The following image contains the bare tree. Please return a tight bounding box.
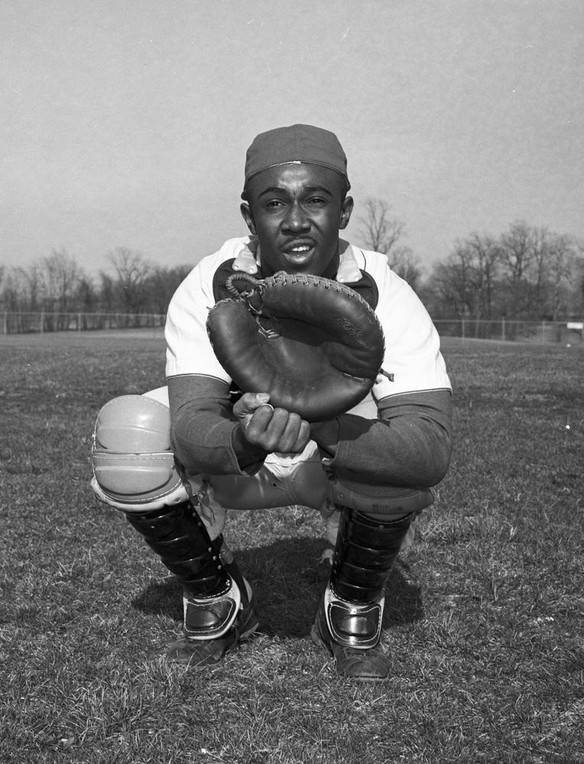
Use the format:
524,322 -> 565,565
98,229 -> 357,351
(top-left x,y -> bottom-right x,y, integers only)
445,233 -> 502,321
2,264 -> 43,312
498,221 -> 544,317
497,222 -> 582,319
42,248 -> 83,310
575,240 -> 584,317
0,264 -> 45,330
428,221 -> 584,322
541,232 -> 580,321
106,247 -> 152,313
357,198 -> 422,288
358,198 -> 405,254
145,264 -> 192,315
429,250 -> 476,320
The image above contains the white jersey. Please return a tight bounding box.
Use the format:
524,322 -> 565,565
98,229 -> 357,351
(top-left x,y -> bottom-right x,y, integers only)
165,236 -> 451,406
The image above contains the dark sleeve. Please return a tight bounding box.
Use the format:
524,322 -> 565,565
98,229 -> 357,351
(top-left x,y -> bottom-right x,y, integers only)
167,374 -> 268,476
310,389 -> 453,487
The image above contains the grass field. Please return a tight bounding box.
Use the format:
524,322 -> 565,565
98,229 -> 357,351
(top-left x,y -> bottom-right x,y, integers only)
1,331 -> 583,763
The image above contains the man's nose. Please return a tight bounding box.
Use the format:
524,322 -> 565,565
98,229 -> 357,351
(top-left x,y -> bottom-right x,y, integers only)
283,202 -> 310,231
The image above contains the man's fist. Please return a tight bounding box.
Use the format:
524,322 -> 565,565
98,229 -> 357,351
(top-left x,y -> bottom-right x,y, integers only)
233,392 -> 311,454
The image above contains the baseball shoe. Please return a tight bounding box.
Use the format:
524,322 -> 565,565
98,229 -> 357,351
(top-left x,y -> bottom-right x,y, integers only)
167,580 -> 259,666
311,595 -> 390,681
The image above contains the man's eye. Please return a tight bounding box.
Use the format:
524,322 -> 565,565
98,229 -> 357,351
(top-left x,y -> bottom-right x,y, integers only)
307,197 -> 326,206
266,200 -> 284,209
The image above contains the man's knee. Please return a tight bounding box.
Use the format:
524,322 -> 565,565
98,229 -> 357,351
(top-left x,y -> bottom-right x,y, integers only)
328,477 -> 434,520
321,478 -> 432,554
90,393 -> 189,513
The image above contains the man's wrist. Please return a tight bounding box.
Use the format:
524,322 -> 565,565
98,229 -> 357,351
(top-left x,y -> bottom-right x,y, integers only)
231,422 -> 267,471
310,419 -> 340,454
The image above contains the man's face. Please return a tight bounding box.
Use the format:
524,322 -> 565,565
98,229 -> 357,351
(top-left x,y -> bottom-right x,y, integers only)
240,163 -> 353,278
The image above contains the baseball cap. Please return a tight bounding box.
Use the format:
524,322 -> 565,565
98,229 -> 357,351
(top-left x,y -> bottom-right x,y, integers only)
243,124 -> 350,190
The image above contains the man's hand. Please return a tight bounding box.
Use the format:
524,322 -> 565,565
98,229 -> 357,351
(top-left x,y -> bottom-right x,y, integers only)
233,392 -> 311,454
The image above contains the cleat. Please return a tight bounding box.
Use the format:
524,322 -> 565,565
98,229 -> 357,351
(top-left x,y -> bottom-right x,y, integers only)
167,586 -> 259,666
312,507 -> 414,681
311,586 -> 390,681
126,501 -> 259,667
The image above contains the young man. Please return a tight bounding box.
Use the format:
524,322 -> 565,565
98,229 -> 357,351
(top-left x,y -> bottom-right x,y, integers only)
91,124 -> 452,681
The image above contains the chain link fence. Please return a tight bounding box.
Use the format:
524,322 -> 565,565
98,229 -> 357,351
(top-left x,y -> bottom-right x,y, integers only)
1,311 -> 166,334
434,318 -> 583,344
1,311 -> 583,345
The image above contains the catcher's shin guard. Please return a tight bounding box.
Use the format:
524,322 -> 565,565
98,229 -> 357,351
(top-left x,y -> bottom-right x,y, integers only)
126,501 -> 258,665
312,507 -> 413,681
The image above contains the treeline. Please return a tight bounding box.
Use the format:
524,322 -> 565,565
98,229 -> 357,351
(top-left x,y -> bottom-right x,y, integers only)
0,248 -> 191,323
356,201 -> 584,323
422,221 -> 584,322
1,217 -> 583,326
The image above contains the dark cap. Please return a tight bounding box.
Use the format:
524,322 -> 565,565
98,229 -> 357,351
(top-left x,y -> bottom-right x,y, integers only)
243,124 -> 350,189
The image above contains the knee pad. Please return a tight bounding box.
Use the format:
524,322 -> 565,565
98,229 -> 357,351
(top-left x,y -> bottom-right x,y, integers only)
328,477 -> 435,519
91,393 -> 188,512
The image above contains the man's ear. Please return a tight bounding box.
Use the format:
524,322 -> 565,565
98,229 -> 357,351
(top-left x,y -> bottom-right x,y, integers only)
339,195 -> 354,230
240,202 -> 256,235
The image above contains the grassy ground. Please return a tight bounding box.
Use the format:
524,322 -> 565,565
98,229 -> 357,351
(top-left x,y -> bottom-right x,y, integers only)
1,332 -> 583,763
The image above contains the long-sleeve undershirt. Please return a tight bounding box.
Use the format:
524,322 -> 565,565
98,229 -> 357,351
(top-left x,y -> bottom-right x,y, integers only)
168,374 -> 452,489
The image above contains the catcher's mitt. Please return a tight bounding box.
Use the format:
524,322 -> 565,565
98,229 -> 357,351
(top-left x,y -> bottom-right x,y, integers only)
206,271 -> 385,421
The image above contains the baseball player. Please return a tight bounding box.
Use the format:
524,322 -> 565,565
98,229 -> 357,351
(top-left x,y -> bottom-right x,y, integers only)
91,124 -> 452,681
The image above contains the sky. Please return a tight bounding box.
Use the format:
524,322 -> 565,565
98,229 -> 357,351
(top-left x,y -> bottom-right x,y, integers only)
2,0 -> 583,276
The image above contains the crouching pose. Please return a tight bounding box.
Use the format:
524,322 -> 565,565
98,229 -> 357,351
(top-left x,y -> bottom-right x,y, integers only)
91,124 -> 452,681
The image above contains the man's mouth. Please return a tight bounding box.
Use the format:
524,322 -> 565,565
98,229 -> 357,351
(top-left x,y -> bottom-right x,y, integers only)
283,240 -> 315,256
